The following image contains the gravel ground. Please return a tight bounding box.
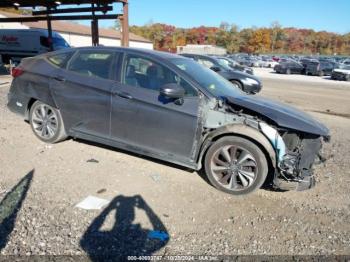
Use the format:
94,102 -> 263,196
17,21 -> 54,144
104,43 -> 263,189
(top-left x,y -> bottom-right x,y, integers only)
0,72 -> 349,259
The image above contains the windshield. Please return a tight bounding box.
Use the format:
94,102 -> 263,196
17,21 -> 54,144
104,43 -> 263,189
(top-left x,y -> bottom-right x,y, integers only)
170,58 -> 243,98
216,58 -> 233,70
339,64 -> 350,70
53,37 -> 70,49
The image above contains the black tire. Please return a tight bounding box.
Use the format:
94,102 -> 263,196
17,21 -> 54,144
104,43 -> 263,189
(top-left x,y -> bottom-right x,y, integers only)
204,136 -> 268,195
230,80 -> 243,91
29,101 -> 67,143
286,68 -> 291,75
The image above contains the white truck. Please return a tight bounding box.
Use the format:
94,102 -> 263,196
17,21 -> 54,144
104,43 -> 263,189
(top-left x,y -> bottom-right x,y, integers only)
0,29 -> 70,65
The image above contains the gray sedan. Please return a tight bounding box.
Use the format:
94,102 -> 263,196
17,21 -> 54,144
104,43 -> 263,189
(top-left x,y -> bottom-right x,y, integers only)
7,47 -> 329,195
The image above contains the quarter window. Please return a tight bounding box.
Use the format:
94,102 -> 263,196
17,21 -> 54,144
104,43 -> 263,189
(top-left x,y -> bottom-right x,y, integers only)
123,55 -> 197,96
47,52 -> 73,68
67,50 -> 115,80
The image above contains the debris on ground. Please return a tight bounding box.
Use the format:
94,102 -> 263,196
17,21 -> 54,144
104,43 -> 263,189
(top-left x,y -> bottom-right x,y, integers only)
75,196 -> 110,210
86,158 -> 99,163
147,231 -> 169,241
96,188 -> 107,194
150,173 -> 161,182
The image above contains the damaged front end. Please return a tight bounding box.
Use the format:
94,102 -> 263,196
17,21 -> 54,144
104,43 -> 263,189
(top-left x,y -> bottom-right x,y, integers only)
222,95 -> 330,192
259,122 -> 328,191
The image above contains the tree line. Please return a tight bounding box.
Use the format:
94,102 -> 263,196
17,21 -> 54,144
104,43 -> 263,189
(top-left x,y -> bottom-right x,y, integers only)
129,22 -> 350,55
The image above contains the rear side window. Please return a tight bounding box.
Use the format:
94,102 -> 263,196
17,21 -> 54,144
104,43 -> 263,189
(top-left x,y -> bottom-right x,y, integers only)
47,52 -> 73,68
67,50 -> 115,80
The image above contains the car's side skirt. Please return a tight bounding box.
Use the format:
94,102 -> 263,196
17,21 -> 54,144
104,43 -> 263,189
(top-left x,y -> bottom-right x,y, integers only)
71,130 -> 200,171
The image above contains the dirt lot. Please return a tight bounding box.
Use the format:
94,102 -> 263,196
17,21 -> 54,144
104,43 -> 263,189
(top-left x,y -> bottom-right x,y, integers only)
0,70 -> 350,259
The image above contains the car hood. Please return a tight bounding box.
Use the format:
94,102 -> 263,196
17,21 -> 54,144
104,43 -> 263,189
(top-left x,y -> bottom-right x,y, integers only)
333,69 -> 350,74
226,95 -> 329,136
223,69 -> 260,82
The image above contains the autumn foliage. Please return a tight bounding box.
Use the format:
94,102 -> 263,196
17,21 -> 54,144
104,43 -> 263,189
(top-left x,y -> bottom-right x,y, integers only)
130,22 -> 350,55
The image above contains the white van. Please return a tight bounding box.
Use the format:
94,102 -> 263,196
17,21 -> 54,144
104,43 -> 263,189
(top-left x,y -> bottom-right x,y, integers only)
0,29 -> 70,64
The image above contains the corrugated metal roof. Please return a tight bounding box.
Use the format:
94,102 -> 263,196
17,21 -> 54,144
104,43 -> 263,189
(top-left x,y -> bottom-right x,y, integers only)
0,1 -> 116,8
0,10 -> 151,43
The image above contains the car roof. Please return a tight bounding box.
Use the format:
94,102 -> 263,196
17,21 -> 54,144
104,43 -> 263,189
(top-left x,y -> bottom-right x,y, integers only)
180,53 -> 215,59
51,46 -> 183,60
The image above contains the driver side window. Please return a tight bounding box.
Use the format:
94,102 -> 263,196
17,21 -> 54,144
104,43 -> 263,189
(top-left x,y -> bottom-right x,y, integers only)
123,55 -> 197,97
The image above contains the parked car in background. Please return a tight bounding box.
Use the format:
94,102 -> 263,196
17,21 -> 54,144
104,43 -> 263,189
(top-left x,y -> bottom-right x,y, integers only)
212,56 -> 254,75
7,47 -> 330,195
237,56 -> 260,67
0,29 -> 70,64
342,59 -> 350,65
180,53 -> 262,93
274,61 -> 304,74
305,61 -> 338,76
299,58 -> 319,74
331,64 -> 350,81
260,56 -> 279,68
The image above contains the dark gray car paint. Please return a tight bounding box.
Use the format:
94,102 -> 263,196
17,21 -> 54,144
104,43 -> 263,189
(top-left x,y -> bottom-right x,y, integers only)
7,47 -> 329,172
226,95 -> 329,136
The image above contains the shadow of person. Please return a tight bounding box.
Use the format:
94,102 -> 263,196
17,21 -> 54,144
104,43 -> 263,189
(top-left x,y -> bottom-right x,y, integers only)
80,195 -> 169,261
0,170 -> 34,251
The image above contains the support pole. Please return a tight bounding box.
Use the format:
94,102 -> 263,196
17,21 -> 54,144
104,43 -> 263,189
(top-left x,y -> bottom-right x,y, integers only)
91,3 -> 99,46
46,8 -> 53,51
121,0 -> 129,47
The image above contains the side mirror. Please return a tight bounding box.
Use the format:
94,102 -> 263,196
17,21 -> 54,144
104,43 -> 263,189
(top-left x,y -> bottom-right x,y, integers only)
210,66 -> 221,72
160,83 -> 185,99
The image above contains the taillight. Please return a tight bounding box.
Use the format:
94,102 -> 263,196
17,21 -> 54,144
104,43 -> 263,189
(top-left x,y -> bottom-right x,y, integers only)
11,67 -> 24,78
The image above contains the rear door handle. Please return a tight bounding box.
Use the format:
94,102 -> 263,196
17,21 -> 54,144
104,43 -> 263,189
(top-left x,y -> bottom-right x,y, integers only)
116,92 -> 133,100
53,76 -> 66,82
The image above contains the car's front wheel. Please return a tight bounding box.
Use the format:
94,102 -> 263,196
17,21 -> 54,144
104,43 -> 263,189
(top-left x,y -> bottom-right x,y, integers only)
29,101 -> 67,143
204,136 -> 268,195
230,80 -> 243,91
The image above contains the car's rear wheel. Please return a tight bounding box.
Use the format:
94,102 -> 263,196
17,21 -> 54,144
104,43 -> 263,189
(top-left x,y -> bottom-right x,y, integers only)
230,80 -> 243,91
204,136 -> 268,195
29,101 -> 67,143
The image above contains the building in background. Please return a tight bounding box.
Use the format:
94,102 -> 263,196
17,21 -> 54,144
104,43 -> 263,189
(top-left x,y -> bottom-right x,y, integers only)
177,44 -> 226,55
0,10 -> 153,49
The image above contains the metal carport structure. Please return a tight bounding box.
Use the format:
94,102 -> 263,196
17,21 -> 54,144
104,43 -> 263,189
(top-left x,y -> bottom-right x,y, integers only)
0,0 -> 129,50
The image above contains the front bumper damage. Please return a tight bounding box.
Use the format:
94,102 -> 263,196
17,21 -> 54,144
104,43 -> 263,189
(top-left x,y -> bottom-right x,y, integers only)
259,122 -> 327,191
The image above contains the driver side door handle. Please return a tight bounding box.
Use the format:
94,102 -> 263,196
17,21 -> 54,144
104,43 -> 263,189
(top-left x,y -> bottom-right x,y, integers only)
115,92 -> 133,100
53,76 -> 66,82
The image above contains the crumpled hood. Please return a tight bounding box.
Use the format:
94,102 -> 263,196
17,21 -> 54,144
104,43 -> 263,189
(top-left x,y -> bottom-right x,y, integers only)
226,95 -> 330,137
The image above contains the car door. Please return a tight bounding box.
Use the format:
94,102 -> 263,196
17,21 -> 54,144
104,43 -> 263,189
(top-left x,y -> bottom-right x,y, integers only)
50,49 -> 119,138
110,53 -> 200,162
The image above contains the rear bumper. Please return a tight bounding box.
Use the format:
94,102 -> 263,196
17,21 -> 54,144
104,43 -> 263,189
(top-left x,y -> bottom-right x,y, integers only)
7,84 -> 29,117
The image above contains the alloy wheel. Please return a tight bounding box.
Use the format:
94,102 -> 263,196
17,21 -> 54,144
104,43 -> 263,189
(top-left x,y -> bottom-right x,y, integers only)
210,145 -> 258,191
31,104 -> 58,140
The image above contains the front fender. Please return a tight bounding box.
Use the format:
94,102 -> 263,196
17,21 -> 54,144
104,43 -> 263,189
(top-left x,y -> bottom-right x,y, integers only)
197,124 -> 277,169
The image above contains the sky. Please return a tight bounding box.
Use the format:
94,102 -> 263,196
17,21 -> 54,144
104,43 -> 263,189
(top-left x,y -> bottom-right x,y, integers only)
91,0 -> 350,34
